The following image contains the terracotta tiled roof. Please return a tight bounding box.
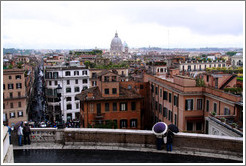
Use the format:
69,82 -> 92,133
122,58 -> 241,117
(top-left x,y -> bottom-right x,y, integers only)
75,86 -> 143,101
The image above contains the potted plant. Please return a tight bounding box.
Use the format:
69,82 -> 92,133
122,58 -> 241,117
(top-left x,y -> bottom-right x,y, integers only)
220,117 -> 226,122
231,123 -> 238,128
211,111 -> 216,116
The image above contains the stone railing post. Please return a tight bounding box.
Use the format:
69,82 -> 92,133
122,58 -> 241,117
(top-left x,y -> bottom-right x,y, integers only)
55,129 -> 65,144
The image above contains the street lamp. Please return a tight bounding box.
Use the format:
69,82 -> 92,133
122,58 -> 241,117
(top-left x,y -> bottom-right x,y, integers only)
56,84 -> 64,129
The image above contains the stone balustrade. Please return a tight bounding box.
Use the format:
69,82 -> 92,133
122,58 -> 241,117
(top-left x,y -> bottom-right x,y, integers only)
11,128 -> 243,160
3,126 -> 14,163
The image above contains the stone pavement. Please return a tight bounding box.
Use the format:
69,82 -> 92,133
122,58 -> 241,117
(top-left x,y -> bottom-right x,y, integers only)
13,143 -> 243,162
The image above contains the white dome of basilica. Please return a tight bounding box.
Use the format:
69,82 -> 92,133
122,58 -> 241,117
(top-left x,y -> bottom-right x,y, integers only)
110,32 -> 123,56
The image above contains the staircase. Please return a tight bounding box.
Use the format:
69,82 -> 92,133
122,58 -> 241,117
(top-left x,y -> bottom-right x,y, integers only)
220,75 -> 237,90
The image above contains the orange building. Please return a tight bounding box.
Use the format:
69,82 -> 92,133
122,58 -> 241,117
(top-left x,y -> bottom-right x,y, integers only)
76,70 -> 143,129
144,73 -> 242,133
3,69 -> 28,126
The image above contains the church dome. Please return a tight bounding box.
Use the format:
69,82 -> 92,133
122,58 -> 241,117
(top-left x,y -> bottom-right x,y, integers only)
110,32 -> 123,55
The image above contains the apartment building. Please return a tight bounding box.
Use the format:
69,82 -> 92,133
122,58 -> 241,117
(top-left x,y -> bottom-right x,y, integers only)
76,70 -> 143,129
179,60 -> 227,72
144,73 -> 241,133
89,68 -> 128,87
44,61 -> 89,122
3,69 -> 28,126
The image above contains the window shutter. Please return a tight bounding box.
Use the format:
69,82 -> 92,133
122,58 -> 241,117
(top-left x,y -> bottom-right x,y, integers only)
185,100 -> 188,110
177,96 -> 179,107
191,100 -> 193,110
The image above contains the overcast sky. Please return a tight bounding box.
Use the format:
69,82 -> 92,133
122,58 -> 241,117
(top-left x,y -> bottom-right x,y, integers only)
2,1 -> 245,49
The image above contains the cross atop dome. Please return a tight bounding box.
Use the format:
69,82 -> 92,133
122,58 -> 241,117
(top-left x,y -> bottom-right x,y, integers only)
115,30 -> 118,37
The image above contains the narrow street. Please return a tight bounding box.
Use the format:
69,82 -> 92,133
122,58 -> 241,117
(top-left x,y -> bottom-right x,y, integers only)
29,61 -> 46,125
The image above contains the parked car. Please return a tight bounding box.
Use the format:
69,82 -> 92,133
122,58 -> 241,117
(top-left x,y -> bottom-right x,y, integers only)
39,122 -> 46,128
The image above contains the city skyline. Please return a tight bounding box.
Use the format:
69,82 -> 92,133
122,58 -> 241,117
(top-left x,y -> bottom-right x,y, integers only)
2,1 -> 245,49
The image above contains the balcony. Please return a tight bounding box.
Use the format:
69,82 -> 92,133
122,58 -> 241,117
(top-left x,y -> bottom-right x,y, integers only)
93,113 -> 105,119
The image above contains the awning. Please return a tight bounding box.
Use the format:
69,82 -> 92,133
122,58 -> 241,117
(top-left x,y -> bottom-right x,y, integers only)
186,116 -> 204,121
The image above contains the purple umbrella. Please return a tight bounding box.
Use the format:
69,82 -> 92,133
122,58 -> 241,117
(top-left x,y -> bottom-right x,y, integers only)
152,122 -> 168,136
14,121 -> 23,130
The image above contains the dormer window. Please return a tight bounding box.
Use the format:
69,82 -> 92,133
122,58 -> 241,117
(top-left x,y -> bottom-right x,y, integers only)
104,76 -> 109,82
112,76 -> 117,82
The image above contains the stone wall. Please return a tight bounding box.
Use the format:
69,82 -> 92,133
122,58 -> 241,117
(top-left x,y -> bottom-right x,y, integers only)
3,127 -> 14,163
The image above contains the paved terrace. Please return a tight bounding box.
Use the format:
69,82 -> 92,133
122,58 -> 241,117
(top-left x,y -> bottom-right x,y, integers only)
11,128 -> 243,162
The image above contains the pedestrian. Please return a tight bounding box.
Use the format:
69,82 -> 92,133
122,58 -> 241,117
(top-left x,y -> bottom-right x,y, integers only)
17,122 -> 23,146
7,126 -> 12,144
166,129 -> 174,151
23,122 -> 31,145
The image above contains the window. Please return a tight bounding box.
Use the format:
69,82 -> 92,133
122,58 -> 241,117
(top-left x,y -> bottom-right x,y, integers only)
206,100 -> 209,112
67,80 -> 70,85
66,88 -> 71,93
112,76 -> 117,82
187,122 -> 193,131
83,86 -> 88,90
120,102 -> 127,111
66,97 -> 72,101
89,103 -> 94,112
67,104 -> 72,110
160,89 -> 162,97
75,79 -> 78,84
112,88 -> 117,94
3,113 -> 6,121
185,99 -> 193,111
18,111 -> 23,117
55,81 -> 58,85
8,84 -> 14,90
140,85 -> 144,89
168,110 -> 172,121
163,107 -> 167,118
9,92 -> 13,98
76,103 -> 79,109
174,114 -> 177,126
113,103 -> 117,111
9,76 -> 12,80
105,103 -> 110,112
48,98 -> 54,102
92,81 -> 97,86
18,102 -> 21,107
214,103 -> 217,113
83,79 -> 88,84
120,119 -> 127,128
104,76 -> 109,82
65,71 -> 70,76
3,84 -> 5,90
158,104 -> 162,114
163,91 -> 167,100
18,92 -> 21,97
10,103 -> 13,108
16,75 -> 21,79
3,103 -> 5,109
53,72 -> 58,79
104,89 -> 109,95
169,93 -> 172,103
130,119 -> 137,128
74,87 -> 80,92
74,71 -> 79,76
155,101 -> 158,110
10,112 -> 15,118
151,84 -> 154,93
97,103 -> 101,115
16,83 -> 22,89
174,96 -> 178,106
197,99 -> 203,110
224,107 -> 230,115
131,102 -> 136,111
196,122 -> 202,131
207,75 -> 209,82
155,87 -> 158,95
92,73 -> 97,78
82,70 -> 88,75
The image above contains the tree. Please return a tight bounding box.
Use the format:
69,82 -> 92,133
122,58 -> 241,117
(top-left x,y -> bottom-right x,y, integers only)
226,51 -> 237,56
84,61 -> 90,68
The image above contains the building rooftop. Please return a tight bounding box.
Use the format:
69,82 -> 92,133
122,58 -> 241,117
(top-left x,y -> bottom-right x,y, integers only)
76,86 -> 143,101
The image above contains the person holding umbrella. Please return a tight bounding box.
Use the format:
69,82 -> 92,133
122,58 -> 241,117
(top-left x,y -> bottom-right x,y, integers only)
17,121 -> 23,146
166,124 -> 179,151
